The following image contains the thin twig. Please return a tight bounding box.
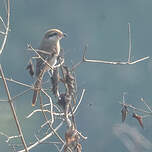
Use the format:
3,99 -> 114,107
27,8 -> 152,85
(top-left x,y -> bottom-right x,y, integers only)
0,0 -> 10,55
0,16 -> 7,29
41,89 -> 86,128
119,102 -> 152,115
0,131 -> 20,143
39,93 -> 65,144
83,56 -> 149,65
71,45 -> 88,71
0,31 -> 6,35
28,48 -> 65,69
0,76 -> 32,88
73,89 -> 85,114
28,44 -> 54,70
39,93 -> 73,152
17,121 -> 64,152
76,130 -> 87,140
11,88 -> 32,101
0,65 -> 28,152
128,22 -> 132,63
82,25 -> 149,65
59,143 -> 65,152
26,109 -> 52,119
41,89 -> 54,125
140,98 -> 152,113
54,143 -> 61,152
0,88 -> 32,102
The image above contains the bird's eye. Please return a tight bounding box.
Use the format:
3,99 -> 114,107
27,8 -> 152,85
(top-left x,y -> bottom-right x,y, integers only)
48,32 -> 58,38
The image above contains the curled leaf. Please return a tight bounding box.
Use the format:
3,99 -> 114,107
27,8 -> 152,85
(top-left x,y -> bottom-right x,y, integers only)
62,66 -> 76,99
121,105 -> 128,122
132,113 -> 144,129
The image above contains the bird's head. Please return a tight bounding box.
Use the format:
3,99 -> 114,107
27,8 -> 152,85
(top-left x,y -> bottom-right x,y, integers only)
44,29 -> 67,42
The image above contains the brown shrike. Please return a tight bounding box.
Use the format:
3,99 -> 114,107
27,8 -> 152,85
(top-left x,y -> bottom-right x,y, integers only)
32,29 -> 66,106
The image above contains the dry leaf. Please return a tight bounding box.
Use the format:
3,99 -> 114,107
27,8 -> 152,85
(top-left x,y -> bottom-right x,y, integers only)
132,113 -> 144,129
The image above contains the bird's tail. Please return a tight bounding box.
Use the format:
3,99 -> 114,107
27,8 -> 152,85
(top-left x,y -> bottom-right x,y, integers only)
32,78 -> 41,106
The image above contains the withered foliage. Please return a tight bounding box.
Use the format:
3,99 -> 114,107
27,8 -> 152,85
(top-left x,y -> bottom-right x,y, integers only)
51,67 -> 60,97
49,58 -> 83,151
121,105 -> 128,122
120,100 -> 145,129
58,93 -> 71,111
132,113 -> 144,129
62,66 -> 76,97
26,59 -> 34,77
64,126 -> 82,152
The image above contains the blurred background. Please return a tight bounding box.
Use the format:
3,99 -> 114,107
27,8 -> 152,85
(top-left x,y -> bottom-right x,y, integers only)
0,0 -> 152,151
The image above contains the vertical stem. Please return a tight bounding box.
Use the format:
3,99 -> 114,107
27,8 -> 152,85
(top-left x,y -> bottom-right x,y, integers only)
128,22 -> 132,63
0,65 -> 28,152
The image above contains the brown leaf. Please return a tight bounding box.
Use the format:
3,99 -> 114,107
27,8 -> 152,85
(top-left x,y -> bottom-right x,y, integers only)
121,105 -> 128,122
65,127 -> 78,145
62,66 -> 76,98
132,113 -> 144,129
51,68 -> 60,96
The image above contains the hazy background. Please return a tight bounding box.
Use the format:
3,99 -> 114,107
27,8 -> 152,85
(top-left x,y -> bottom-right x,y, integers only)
0,0 -> 152,151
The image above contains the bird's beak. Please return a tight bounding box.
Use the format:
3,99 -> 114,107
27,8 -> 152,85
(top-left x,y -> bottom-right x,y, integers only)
63,33 -> 68,38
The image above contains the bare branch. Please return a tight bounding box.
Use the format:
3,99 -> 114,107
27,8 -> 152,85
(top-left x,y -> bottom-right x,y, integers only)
119,102 -> 152,115
128,22 -> 132,63
81,24 -> 149,65
28,44 -> 54,70
39,93 -> 65,145
0,31 -> 6,35
73,89 -> 85,114
0,131 -> 20,143
0,65 -> 29,152
83,56 -> 149,65
0,76 -> 32,88
41,89 -> 54,125
140,98 -> 152,113
0,0 -> 10,55
17,121 -> 64,152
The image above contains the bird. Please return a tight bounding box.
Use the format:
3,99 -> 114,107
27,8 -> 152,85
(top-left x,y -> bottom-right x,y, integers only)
32,29 -> 67,106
